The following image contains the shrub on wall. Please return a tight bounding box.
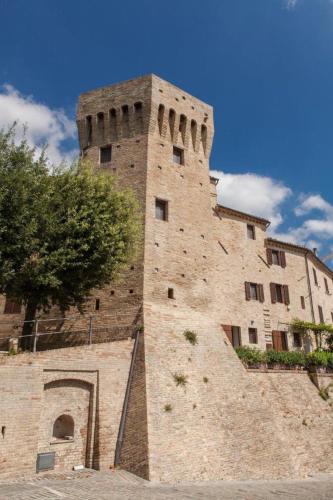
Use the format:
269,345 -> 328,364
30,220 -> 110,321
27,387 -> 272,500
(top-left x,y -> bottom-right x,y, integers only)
183,330 -> 198,345
266,350 -> 306,367
235,346 -> 266,366
235,346 -> 333,371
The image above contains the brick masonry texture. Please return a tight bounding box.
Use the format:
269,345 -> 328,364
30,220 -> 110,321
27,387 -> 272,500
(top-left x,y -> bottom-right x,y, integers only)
0,74 -> 333,482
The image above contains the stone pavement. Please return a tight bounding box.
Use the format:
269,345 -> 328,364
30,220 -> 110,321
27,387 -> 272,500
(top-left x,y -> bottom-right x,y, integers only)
0,470 -> 333,499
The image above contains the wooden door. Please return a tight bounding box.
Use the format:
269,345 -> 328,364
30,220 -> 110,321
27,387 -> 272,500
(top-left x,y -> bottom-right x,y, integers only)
272,331 -> 288,351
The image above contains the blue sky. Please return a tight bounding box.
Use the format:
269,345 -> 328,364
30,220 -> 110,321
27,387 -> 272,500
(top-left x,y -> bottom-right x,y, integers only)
0,0 -> 333,262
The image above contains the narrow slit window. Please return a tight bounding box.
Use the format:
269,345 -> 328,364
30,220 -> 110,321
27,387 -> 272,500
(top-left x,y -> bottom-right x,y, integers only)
168,288 -> 174,299
100,145 -> 112,164
95,298 -> 100,311
155,198 -> 168,221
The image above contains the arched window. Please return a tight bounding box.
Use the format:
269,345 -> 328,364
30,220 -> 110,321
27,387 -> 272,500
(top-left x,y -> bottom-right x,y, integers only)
52,414 -> 74,440
157,104 -> 165,135
134,101 -> 143,112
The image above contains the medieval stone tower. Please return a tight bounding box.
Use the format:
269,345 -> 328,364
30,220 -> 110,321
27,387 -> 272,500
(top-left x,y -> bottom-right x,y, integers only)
76,75 -> 333,482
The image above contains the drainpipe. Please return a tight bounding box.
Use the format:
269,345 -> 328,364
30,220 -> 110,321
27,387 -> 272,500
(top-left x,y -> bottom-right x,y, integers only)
305,250 -> 315,323
114,329 -> 140,467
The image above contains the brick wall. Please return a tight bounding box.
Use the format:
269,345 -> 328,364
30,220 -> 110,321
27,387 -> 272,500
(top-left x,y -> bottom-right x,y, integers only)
0,341 -> 133,478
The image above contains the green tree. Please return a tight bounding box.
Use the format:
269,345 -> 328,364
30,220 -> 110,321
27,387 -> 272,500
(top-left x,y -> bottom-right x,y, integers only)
0,129 -> 140,337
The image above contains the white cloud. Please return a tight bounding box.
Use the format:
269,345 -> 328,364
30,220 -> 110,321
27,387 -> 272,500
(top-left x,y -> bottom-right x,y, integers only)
284,0 -> 298,10
294,194 -> 333,217
210,170 -> 292,230
0,84 -> 78,164
274,194 -> 333,251
289,195 -> 333,243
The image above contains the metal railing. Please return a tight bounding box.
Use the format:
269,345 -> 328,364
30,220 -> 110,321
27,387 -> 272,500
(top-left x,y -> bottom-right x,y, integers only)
0,314 -> 139,354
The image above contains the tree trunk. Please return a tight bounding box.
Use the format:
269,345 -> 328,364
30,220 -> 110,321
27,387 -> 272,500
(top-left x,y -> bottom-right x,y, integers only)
22,300 -> 38,350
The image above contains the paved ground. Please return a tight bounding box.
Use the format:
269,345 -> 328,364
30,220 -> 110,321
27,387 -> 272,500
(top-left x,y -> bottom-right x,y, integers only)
0,470 -> 333,499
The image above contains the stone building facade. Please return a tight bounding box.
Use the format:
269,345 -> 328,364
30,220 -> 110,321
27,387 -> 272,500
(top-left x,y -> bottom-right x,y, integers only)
0,75 -> 333,482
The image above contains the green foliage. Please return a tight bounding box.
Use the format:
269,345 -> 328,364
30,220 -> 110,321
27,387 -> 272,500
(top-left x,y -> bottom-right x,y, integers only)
183,330 -> 198,345
235,346 -> 265,365
266,350 -> 306,367
292,318 -> 333,350
306,351 -> 333,369
0,129 -> 140,334
236,345 -> 333,370
164,404 -> 172,412
173,372 -> 188,387
292,318 -> 333,334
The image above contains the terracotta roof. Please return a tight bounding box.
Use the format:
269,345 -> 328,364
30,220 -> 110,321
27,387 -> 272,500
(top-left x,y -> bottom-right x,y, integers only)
266,238 -> 333,276
216,204 -> 271,227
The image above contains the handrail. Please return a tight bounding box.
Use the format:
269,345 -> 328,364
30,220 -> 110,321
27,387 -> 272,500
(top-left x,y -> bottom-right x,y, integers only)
114,329 -> 141,467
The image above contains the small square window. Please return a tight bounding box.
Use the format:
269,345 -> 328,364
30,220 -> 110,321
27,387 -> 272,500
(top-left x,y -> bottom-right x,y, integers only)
100,145 -> 112,164
248,328 -> 258,344
155,198 -> 168,221
247,224 -> 255,240
173,146 -> 184,165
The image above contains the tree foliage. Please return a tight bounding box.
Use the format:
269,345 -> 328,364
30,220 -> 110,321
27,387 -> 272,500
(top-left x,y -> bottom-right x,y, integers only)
0,129 -> 140,335
292,318 -> 333,350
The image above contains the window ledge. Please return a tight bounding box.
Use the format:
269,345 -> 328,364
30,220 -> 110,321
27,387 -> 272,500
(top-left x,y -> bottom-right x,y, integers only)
50,438 -> 74,445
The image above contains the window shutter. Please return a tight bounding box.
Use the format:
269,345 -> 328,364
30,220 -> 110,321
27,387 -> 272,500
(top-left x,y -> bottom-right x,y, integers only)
245,282 -> 251,301
270,283 -> 277,304
280,251 -> 286,268
258,284 -> 265,303
4,299 -> 21,314
222,324 -> 233,344
283,285 -> 290,305
266,248 -> 273,265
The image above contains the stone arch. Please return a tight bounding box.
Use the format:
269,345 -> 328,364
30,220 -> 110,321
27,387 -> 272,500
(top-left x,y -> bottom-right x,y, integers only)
40,378 -> 96,471
53,414 -> 74,440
